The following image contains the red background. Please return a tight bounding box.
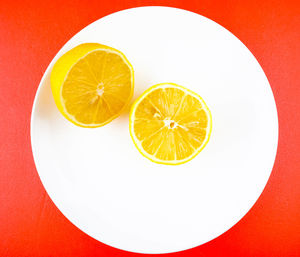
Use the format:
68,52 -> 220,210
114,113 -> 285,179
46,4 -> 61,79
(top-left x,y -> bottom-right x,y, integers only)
0,0 -> 299,256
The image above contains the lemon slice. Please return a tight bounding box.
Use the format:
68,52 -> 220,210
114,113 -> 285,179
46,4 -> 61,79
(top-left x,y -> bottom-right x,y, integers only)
129,83 -> 212,165
51,43 -> 134,127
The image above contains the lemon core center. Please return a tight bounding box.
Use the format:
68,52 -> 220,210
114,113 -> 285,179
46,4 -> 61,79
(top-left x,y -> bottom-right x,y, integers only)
96,82 -> 104,96
164,118 -> 177,129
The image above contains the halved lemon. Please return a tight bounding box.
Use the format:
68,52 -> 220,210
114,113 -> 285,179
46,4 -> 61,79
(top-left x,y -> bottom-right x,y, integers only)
129,83 -> 212,165
51,43 -> 134,127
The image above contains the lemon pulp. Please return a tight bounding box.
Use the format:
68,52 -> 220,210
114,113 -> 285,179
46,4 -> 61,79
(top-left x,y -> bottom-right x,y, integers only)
129,83 -> 212,165
51,43 -> 134,127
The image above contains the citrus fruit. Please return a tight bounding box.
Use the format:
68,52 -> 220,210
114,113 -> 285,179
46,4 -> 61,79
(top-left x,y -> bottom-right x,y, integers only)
50,43 -> 134,127
129,83 -> 212,165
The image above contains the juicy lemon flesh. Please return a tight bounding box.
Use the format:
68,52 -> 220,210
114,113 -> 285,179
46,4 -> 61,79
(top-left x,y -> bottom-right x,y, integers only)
62,50 -> 132,126
51,43 -> 134,128
131,84 -> 211,164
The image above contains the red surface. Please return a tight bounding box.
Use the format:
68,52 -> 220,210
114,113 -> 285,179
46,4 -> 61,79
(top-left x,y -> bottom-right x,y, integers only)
0,0 -> 299,256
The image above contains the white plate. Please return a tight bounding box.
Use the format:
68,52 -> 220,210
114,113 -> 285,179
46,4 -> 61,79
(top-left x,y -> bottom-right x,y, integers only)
31,7 -> 278,254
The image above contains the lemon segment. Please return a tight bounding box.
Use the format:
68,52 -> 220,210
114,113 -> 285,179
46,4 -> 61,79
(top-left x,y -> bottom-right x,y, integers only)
129,83 -> 212,165
51,43 -> 134,127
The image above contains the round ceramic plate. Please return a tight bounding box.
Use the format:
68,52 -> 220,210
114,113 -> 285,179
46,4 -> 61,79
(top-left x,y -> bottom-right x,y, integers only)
31,7 -> 278,254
